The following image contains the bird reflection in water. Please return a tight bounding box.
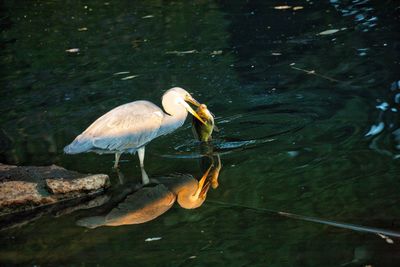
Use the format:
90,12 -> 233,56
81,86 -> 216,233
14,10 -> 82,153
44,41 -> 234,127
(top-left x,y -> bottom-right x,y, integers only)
77,158 -> 221,228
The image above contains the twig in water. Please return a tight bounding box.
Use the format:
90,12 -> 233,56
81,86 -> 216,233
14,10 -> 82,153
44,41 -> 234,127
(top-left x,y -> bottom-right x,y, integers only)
206,199 -> 400,239
291,66 -> 340,83
165,50 -> 198,56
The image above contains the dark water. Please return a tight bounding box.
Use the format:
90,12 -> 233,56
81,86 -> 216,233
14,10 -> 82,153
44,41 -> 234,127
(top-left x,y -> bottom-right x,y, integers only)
1,0 -> 400,266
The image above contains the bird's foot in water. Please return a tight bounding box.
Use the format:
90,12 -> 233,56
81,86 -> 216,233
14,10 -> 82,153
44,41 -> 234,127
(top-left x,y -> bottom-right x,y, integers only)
110,166 -> 125,185
117,170 -> 125,185
141,168 -> 150,185
149,178 -> 161,184
112,159 -> 131,169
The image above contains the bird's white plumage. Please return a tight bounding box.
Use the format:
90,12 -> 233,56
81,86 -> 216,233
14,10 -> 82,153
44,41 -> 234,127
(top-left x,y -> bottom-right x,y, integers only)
67,101 -> 163,154
64,87 -> 195,160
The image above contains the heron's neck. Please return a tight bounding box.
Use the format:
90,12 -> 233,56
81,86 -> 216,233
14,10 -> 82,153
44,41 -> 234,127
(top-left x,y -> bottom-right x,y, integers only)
158,106 -> 188,136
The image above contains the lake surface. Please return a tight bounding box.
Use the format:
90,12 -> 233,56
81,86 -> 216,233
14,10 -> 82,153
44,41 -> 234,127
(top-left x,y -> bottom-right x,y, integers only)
1,0 -> 400,266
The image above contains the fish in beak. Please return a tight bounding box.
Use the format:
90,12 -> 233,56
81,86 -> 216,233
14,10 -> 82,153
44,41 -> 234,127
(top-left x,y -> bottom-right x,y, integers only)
192,104 -> 216,142
183,96 -> 207,125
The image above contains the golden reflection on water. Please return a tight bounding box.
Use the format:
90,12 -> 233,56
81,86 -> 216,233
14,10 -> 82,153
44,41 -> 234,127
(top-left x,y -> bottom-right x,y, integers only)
77,148 -> 222,229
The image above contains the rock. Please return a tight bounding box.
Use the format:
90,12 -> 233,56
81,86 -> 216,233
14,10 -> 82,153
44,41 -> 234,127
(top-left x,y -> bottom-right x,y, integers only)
0,181 -> 54,207
46,174 -> 109,194
0,163 -> 110,216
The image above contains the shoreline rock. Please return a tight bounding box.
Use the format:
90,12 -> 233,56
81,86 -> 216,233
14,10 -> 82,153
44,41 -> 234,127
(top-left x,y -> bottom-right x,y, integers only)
0,163 -> 110,216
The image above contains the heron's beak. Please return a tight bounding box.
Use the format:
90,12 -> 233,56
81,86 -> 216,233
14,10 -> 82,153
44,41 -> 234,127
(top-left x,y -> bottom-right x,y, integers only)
193,165 -> 213,200
182,101 -> 207,125
184,95 -> 201,107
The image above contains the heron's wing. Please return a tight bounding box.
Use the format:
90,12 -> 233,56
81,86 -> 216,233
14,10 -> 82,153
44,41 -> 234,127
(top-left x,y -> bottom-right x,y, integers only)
79,101 -> 164,151
105,184 -> 176,225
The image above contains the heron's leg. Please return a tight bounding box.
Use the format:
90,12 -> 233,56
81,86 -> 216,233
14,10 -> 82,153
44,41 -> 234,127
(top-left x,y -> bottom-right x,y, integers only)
114,152 -> 121,169
138,147 -> 145,168
137,147 -> 149,184
116,168 -> 124,185
141,168 -> 150,185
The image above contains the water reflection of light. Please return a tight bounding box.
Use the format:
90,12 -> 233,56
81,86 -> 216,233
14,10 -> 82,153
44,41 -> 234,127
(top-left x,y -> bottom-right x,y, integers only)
366,80 -> 400,158
330,0 -> 378,32
76,158 -> 222,228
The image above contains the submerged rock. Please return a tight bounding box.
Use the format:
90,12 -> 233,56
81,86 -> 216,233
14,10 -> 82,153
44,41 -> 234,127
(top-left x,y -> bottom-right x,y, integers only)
0,163 -> 110,216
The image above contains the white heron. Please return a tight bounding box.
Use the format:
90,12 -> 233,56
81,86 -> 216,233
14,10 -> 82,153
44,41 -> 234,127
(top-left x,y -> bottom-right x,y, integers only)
64,87 -> 206,183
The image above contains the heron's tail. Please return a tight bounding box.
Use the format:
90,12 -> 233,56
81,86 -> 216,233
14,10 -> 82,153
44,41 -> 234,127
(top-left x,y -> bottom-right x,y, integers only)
64,135 -> 93,154
76,216 -> 106,229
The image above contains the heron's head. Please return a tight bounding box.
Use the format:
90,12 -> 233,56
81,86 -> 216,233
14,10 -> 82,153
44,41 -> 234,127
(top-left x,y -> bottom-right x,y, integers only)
175,175 -> 210,209
162,87 -> 206,124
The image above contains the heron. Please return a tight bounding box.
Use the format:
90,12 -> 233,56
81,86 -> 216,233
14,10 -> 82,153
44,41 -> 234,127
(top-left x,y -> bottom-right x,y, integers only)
64,87 -> 206,183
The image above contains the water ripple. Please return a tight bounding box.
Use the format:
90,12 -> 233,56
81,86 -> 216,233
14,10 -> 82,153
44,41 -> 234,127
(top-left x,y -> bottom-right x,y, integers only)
366,80 -> 400,158
159,105 -> 316,159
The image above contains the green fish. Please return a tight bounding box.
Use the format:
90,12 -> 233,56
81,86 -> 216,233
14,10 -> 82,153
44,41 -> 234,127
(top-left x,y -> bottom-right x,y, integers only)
192,104 -> 217,142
